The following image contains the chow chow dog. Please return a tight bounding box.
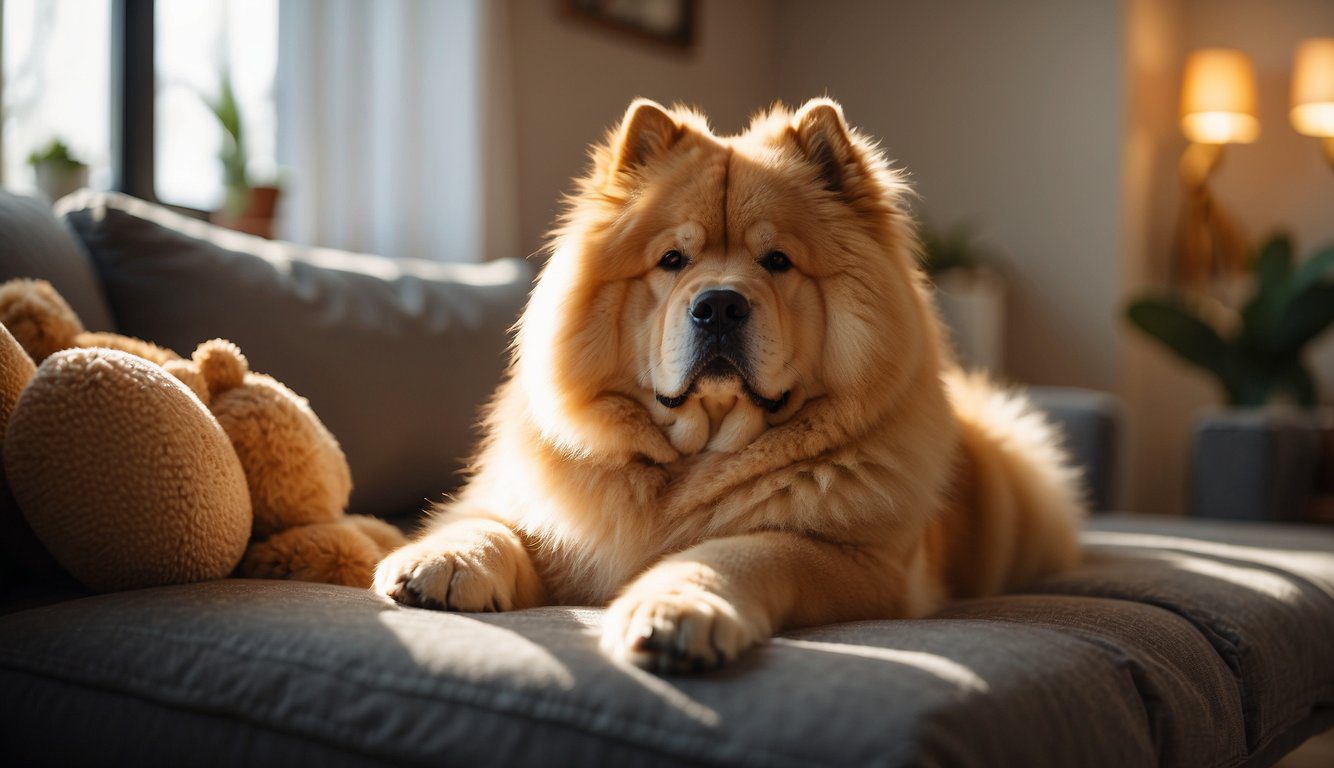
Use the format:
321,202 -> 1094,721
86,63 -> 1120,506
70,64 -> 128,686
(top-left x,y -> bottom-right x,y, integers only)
375,97 -> 1084,672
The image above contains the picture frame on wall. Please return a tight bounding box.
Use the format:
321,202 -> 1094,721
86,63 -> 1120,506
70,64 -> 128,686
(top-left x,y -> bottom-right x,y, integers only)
563,0 -> 697,50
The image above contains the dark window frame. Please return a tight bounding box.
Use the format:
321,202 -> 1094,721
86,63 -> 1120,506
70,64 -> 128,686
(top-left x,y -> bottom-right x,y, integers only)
111,0 -> 155,201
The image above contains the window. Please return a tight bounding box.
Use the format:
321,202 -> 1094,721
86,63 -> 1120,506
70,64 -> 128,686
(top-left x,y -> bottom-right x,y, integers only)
1,0 -> 276,212
154,0 -> 277,211
1,0 -> 113,192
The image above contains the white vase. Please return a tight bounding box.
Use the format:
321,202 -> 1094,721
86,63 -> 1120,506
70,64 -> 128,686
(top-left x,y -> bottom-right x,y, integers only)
33,163 -> 89,205
932,266 -> 1006,372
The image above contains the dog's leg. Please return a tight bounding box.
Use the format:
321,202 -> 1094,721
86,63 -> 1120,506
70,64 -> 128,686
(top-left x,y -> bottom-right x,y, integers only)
600,530 -> 934,672
373,511 -> 548,611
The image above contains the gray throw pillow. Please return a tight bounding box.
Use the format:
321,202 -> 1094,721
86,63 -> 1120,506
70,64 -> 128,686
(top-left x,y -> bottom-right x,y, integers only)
60,191 -> 531,520
0,189 -> 115,332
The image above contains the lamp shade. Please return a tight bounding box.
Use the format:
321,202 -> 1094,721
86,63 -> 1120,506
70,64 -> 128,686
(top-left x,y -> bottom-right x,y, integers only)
1292,38 -> 1334,137
1180,49 -> 1260,144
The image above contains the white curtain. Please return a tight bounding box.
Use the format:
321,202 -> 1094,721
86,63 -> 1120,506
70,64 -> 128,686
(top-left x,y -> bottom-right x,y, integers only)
276,0 -> 517,263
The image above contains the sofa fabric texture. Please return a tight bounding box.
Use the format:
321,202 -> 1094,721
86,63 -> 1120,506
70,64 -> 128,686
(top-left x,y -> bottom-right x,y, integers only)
56,192 -> 532,519
1,516 -> 1329,768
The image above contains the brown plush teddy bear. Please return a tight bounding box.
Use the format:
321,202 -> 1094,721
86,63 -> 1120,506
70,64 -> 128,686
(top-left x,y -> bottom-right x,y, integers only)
0,278 -> 405,591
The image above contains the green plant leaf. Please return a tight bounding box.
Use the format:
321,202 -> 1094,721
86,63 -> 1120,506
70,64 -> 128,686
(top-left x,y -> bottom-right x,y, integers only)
1289,245 -> 1334,298
1241,234 -> 1295,343
917,219 -> 996,276
26,138 -> 84,169
1126,297 -> 1232,382
203,73 -> 248,195
1275,362 -> 1318,408
1273,283 -> 1334,352
1252,233 -> 1294,289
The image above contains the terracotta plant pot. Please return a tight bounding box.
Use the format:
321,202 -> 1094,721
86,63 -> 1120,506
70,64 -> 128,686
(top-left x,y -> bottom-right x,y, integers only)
211,185 -> 281,239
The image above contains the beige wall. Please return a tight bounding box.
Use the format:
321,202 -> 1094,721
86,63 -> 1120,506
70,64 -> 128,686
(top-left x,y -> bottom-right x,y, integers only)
509,0 -> 1126,389
507,0 -> 778,256
1121,0 -> 1203,516
774,0 -> 1126,392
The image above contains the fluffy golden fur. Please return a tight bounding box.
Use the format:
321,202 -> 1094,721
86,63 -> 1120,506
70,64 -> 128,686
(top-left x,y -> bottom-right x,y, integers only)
375,98 -> 1084,671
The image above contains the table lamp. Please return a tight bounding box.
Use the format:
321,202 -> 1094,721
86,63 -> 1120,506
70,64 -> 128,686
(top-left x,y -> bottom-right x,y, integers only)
1291,38 -> 1334,166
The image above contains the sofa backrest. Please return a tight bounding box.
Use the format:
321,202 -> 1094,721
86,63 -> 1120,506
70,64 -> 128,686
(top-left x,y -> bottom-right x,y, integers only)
53,191 -> 532,520
0,190 -> 115,333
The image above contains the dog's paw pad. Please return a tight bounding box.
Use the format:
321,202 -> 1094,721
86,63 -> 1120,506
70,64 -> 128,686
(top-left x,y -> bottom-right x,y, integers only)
600,587 -> 762,673
373,542 -> 514,612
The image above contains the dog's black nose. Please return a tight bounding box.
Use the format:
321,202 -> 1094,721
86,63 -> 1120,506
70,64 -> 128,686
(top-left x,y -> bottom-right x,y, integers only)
690,289 -> 750,334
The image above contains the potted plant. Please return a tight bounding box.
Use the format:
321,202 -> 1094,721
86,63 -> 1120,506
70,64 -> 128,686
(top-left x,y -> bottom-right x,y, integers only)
919,220 -> 1006,371
205,74 -> 280,238
27,139 -> 88,204
1126,234 -> 1334,522
1127,234 -> 1334,407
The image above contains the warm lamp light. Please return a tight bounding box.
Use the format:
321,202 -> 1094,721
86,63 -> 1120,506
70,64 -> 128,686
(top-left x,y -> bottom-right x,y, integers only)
1174,49 -> 1255,288
1291,38 -> 1334,165
1181,49 -> 1260,144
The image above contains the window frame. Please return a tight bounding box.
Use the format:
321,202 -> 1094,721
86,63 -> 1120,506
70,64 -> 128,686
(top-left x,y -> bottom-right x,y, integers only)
112,0 -> 155,201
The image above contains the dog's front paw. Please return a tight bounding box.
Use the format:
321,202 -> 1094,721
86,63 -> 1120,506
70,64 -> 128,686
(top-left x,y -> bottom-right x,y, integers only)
600,581 -> 768,673
373,537 -> 519,612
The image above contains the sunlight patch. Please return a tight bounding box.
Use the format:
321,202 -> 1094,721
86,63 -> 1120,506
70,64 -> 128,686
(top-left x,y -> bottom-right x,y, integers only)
773,638 -> 990,693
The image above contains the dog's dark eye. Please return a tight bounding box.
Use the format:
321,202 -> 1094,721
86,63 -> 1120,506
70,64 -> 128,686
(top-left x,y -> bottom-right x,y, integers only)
659,250 -> 686,271
760,251 -> 791,273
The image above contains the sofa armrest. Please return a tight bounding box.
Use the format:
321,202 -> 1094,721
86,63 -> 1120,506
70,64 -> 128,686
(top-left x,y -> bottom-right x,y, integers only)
1026,387 -> 1122,513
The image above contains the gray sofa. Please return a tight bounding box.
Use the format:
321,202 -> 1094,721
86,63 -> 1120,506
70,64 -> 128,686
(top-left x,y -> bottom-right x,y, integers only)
1,190 -> 1331,766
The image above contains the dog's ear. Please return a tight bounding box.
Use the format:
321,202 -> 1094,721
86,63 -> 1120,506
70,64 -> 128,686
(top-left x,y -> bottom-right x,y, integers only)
790,98 -> 861,198
610,99 -> 682,176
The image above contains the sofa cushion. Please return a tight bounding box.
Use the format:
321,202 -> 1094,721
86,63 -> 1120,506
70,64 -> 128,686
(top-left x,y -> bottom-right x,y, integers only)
0,189 -> 114,332
1026,515 -> 1334,756
58,192 -> 531,519
0,517 -> 1330,767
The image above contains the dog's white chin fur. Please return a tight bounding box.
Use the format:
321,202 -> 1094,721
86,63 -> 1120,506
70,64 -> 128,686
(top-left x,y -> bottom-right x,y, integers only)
654,378 -> 768,455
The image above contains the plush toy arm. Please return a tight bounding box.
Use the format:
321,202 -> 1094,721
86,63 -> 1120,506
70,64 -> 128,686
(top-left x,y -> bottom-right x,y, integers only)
239,521 -> 393,589
345,514 -> 408,554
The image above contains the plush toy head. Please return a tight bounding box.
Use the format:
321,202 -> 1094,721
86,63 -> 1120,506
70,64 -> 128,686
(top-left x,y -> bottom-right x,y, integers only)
189,340 -> 353,537
186,340 -> 407,587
